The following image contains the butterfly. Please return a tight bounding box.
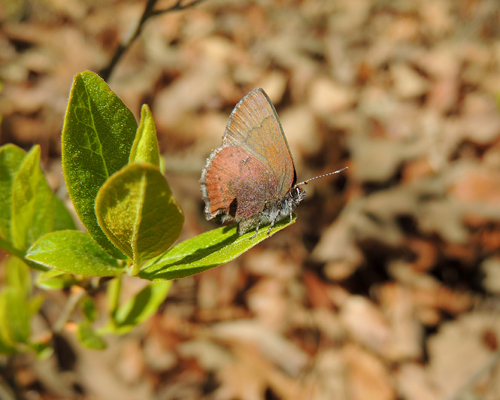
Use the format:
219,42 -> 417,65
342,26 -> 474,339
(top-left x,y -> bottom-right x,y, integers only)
201,88 -> 346,237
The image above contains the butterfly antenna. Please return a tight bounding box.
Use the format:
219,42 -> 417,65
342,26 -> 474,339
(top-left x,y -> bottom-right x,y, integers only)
297,167 -> 348,186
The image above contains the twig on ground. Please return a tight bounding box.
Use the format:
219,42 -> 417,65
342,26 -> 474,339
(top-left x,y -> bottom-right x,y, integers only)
99,0 -> 209,81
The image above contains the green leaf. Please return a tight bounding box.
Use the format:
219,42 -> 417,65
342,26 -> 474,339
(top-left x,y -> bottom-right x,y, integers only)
28,294 -> 45,316
0,144 -> 75,256
95,163 -> 183,271
81,297 -> 97,322
129,104 -> 160,168
0,335 -> 15,355
29,342 -> 53,359
0,144 -> 26,240
61,71 -> 137,259
35,269 -> 78,290
11,146 -> 55,251
109,281 -> 171,334
6,256 -> 31,298
0,292 -> 15,349
26,230 -> 123,277
77,322 -> 107,349
0,288 -> 31,345
53,196 -> 77,231
139,217 -> 295,281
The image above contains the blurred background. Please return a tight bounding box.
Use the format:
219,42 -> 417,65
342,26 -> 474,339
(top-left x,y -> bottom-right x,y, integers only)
1,0 -> 500,399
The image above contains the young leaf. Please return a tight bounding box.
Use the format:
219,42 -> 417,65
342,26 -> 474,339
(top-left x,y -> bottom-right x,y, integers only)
28,294 -> 45,316
81,297 -> 97,322
0,236 -> 21,259
109,281 -> 171,334
0,288 -> 31,345
26,230 -> 123,277
6,257 -> 31,298
61,71 -> 137,259
0,330 -> 16,355
53,196 -> 77,232
0,336 -> 15,355
139,217 -> 295,281
0,144 -> 75,257
29,342 -> 53,359
78,322 -> 107,350
0,291 -> 15,348
95,162 -> 183,272
35,270 -> 78,290
11,146 -> 55,251
0,144 -> 26,240
129,104 -> 160,168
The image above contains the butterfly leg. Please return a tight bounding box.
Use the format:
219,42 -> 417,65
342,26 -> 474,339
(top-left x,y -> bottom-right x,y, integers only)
250,218 -> 262,239
267,211 -> 281,235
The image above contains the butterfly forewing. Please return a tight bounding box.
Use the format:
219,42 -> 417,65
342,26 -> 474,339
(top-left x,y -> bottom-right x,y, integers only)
223,89 -> 296,197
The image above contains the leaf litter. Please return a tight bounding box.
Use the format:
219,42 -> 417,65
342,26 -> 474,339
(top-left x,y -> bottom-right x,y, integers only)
2,0 -> 500,399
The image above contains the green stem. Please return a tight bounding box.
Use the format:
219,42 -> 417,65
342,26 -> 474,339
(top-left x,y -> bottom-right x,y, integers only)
107,274 -> 122,327
0,237 -> 48,271
131,258 -> 141,276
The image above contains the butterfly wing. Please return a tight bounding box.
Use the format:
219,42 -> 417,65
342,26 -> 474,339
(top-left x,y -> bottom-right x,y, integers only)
222,88 -> 296,197
201,146 -> 278,219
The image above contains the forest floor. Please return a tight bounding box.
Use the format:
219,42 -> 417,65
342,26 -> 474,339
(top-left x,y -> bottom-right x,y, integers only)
1,0 -> 500,399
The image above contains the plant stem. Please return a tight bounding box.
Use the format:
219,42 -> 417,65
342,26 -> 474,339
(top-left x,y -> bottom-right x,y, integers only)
131,258 -> 141,276
0,237 -> 49,272
152,0 -> 208,15
107,274 -> 122,324
53,288 -> 86,333
99,0 -> 209,81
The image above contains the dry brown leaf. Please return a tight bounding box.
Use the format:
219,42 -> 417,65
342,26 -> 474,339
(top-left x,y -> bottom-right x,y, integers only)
450,165 -> 500,205
303,348 -> 348,400
377,283 -> 423,361
143,333 -> 178,372
340,296 -> 391,356
391,63 -> 429,99
395,363 -> 439,400
481,257 -> 500,295
244,249 -> 300,280
312,308 -> 346,343
246,278 -> 288,331
343,344 -> 396,400
280,105 -> 320,161
177,339 -> 232,371
116,339 -> 146,384
215,342 -> 304,400
427,313 -> 500,399
210,320 -> 309,377
309,77 -> 356,114
303,271 -> 336,309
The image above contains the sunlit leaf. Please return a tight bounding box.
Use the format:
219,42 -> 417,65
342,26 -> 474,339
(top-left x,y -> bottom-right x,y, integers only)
129,104 -> 160,168
96,163 -> 183,269
0,288 -> 31,346
11,146 -> 54,251
62,71 -> 137,259
140,217 -> 295,281
109,281 -> 171,334
6,257 -> 31,298
0,144 -> 26,241
26,230 -> 123,276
